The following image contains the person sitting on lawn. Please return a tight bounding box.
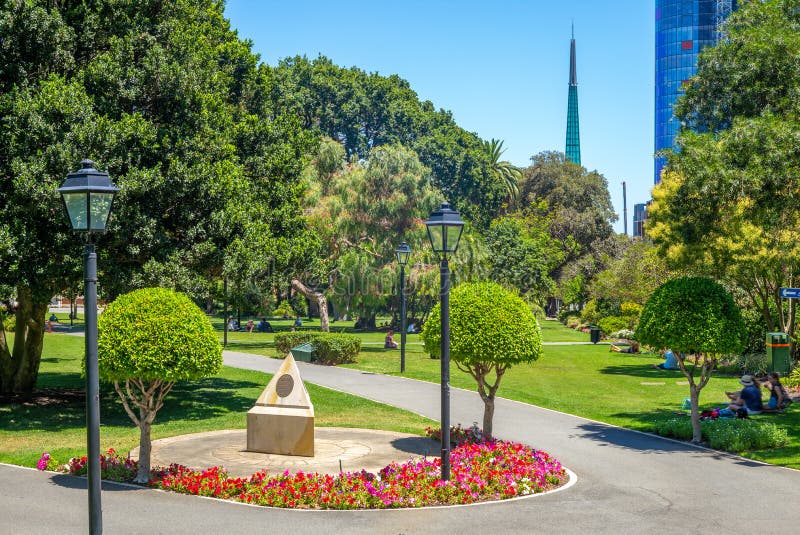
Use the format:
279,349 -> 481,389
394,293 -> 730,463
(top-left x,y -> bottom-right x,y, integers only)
762,372 -> 792,410
384,329 -> 398,349
257,318 -> 273,333
609,340 -> 639,354
246,319 -> 255,333
294,316 -> 303,328
228,318 -> 238,332
49,313 -> 58,323
652,349 -> 679,370
726,375 -> 763,415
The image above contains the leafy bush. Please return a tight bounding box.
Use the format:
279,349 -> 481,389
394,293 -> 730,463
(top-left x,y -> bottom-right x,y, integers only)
274,332 -> 361,365
2,314 -> 14,332
740,308 -> 768,354
557,308 -> 579,323
597,316 -> 628,336
652,416 -> 789,452
620,302 -> 643,318
786,366 -> 800,389
728,353 -> 769,376
565,316 -> 581,329
272,301 -> 294,318
579,299 -> 601,325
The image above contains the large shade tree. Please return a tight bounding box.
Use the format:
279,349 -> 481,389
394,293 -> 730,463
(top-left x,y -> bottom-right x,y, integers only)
0,0 -> 311,395
651,0 -> 800,344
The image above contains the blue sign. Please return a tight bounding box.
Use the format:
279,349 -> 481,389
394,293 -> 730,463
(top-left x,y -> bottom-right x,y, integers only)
780,287 -> 800,299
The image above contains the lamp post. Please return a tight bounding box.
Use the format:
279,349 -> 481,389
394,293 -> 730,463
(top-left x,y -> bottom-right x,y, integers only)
424,202 -> 464,481
395,242 -> 411,373
59,159 -> 119,535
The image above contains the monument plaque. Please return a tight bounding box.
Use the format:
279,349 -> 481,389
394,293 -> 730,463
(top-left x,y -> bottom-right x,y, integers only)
246,352 -> 315,456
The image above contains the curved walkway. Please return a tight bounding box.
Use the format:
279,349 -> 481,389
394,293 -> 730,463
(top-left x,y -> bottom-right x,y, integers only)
2,350 -> 799,534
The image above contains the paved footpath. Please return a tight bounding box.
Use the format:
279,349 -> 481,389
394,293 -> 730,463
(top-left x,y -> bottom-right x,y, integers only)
2,350 -> 799,534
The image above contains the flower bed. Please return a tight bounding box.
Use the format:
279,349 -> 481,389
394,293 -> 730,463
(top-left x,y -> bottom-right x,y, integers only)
38,428 -> 568,509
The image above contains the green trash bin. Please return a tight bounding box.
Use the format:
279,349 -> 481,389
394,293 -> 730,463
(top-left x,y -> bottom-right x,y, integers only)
766,332 -> 791,375
291,341 -> 315,363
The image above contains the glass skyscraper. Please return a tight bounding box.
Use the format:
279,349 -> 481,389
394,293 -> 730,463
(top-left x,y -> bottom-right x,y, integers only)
654,0 -> 736,184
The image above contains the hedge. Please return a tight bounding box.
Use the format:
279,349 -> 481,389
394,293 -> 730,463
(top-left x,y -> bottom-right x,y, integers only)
274,332 -> 361,365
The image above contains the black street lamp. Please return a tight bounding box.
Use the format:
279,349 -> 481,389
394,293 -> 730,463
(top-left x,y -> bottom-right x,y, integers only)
424,202 -> 464,481
59,159 -> 119,535
395,242 -> 411,373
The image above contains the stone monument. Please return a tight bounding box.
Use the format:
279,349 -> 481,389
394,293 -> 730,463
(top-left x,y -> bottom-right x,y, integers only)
246,352 -> 315,456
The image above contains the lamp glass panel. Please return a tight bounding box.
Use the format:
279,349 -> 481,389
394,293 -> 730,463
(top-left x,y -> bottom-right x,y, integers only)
445,224 -> 464,253
89,193 -> 115,231
396,250 -> 410,265
62,192 -> 88,230
426,224 -> 444,253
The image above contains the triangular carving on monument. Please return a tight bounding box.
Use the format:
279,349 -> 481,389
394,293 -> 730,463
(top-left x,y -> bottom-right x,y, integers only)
254,352 -> 313,410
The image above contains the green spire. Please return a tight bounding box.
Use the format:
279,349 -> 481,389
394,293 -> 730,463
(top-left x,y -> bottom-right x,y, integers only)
565,28 -> 581,165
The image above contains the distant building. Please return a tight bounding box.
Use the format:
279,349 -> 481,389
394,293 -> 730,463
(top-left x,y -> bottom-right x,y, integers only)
633,202 -> 650,237
565,26 -> 581,165
654,0 -> 737,184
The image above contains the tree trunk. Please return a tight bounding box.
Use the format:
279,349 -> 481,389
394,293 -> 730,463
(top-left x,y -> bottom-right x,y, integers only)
689,384 -> 702,444
136,412 -> 153,484
291,279 -> 329,332
483,397 -> 495,437
0,286 -> 50,395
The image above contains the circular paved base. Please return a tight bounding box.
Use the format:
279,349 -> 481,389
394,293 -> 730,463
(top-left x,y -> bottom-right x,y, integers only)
131,428 -> 438,478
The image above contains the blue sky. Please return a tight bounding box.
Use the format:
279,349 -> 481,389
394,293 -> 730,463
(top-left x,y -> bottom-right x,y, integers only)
225,1 -> 655,234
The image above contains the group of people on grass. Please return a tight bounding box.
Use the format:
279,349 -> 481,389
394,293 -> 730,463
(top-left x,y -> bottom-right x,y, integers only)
725,373 -> 792,415
227,318 -> 274,333
610,341 -> 794,414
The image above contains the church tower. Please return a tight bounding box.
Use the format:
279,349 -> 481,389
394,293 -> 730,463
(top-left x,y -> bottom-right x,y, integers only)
565,25 -> 581,165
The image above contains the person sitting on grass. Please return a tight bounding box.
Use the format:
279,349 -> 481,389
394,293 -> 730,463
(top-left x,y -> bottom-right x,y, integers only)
257,318 -> 273,333
609,340 -> 639,354
652,349 -> 679,370
246,319 -> 255,333
384,329 -> 398,349
762,372 -> 792,410
726,375 -> 763,415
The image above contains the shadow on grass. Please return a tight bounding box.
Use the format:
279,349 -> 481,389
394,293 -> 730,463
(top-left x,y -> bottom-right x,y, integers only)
599,364 -> 687,380
0,377 -> 261,432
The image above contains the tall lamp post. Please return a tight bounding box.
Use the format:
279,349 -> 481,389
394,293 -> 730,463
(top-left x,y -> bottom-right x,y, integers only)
59,159 -> 119,535
424,202 -> 464,481
395,242 -> 411,373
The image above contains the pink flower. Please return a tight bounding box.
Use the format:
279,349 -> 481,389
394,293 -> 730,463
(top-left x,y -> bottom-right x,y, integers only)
36,453 -> 51,471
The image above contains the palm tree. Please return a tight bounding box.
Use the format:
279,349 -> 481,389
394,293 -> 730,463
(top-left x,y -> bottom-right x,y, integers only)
482,138 -> 521,203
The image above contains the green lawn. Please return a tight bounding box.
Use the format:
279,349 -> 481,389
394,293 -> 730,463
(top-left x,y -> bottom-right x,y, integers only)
224,319 -> 800,469
0,333 -> 435,468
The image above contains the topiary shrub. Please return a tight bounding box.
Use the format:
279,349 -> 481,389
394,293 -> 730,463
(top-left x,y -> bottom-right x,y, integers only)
274,332 -> 361,365
98,287 -> 222,482
422,282 -> 542,436
272,301 -> 294,319
636,277 -> 744,443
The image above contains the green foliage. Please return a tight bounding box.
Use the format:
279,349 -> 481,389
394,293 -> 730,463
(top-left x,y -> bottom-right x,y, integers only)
653,417 -> 789,453
272,301 -> 294,318
557,308 -> 580,324
422,282 -> 542,367
597,316 -> 628,337
484,214 -> 562,304
2,315 -> 14,333
98,288 -> 222,382
723,353 -> 769,377
620,302 -> 643,318
635,277 -> 744,356
273,332 -> 361,365
580,299 -> 603,325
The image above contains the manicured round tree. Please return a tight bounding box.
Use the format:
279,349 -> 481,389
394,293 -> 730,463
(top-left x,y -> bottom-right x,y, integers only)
635,277 -> 744,443
98,288 -> 222,482
422,282 -> 543,436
